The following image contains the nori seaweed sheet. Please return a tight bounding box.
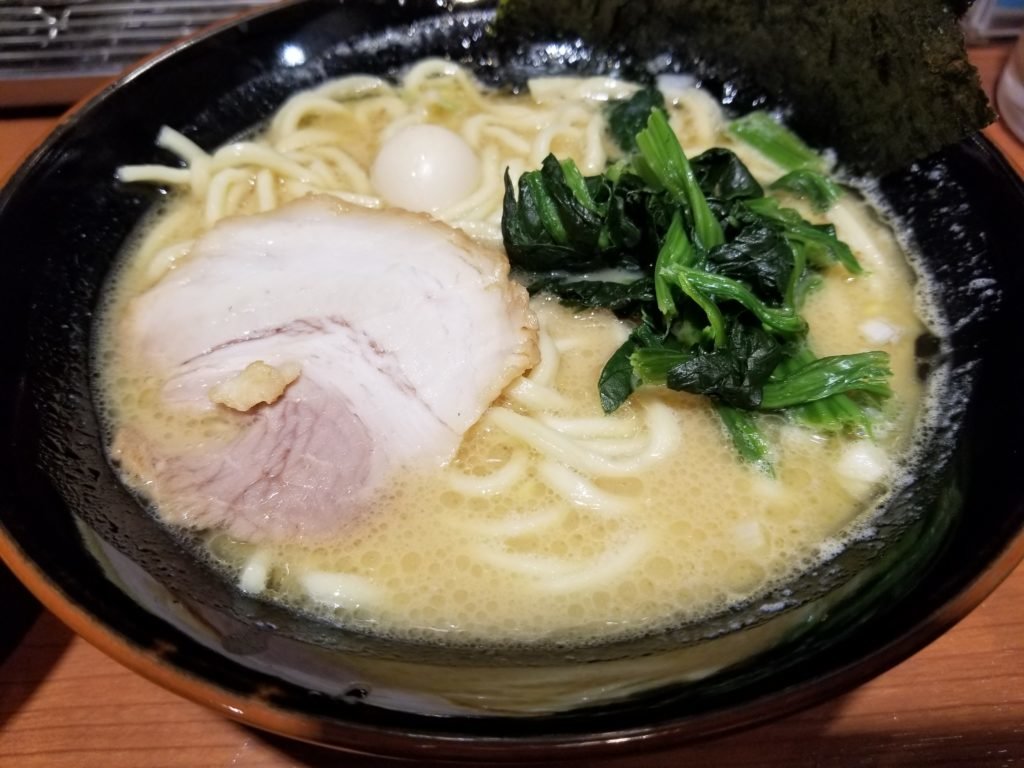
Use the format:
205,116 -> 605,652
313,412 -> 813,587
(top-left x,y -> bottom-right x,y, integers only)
495,0 -> 994,174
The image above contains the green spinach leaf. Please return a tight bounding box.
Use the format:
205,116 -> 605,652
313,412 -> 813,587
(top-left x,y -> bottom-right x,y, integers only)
607,88 -> 666,154
663,322 -> 785,408
528,276 -> 656,315
705,224 -> 793,305
691,148 -> 764,200
770,169 -> 842,212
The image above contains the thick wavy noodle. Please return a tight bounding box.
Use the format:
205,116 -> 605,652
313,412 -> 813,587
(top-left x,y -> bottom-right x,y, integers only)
117,59 -> 641,267
106,61 -> 929,647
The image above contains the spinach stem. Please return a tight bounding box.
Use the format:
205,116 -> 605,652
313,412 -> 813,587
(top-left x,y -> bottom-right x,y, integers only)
761,352 -> 892,410
729,111 -> 824,172
654,212 -> 694,319
717,405 -> 773,475
665,266 -> 808,335
636,110 -> 725,250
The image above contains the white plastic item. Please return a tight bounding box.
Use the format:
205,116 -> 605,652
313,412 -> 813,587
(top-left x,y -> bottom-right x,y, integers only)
997,34 -> 1024,142
963,0 -> 1024,43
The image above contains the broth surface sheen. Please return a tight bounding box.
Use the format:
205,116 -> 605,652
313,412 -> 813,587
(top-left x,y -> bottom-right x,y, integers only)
99,60 -> 933,647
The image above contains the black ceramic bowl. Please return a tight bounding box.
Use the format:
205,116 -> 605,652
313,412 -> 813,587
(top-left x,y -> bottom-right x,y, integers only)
2,0 -> 1024,760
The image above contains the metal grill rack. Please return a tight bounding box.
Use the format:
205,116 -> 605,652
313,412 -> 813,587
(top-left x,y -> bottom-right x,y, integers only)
0,0 -> 276,106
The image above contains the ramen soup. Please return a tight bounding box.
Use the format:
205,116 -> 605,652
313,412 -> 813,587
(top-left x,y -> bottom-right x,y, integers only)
98,60 -> 935,648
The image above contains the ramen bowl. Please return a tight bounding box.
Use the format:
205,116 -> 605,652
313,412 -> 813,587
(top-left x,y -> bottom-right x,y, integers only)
2,0 -> 1024,760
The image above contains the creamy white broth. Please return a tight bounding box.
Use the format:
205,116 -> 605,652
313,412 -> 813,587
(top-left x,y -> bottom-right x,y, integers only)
100,61 -> 931,647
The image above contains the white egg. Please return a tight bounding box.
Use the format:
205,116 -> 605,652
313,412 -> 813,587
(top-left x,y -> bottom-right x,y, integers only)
370,124 -> 480,213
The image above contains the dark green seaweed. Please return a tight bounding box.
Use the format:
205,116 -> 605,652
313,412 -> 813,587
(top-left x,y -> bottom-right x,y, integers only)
495,0 -> 993,173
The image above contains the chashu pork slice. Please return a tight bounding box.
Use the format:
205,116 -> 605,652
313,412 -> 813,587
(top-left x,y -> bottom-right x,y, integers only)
114,196 -> 538,543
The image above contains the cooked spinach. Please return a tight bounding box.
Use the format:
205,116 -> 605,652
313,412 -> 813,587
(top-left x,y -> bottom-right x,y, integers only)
501,157 -> 651,272
598,322 -> 669,413
731,110 -> 845,214
729,111 -> 825,173
663,266 -> 807,339
743,197 -> 861,275
527,275 -> 656,314
633,320 -> 785,408
771,347 -> 881,436
691,148 -> 764,201
502,105 -> 892,469
636,111 -> 724,250
716,405 -> 773,473
770,169 -> 842,212
761,352 -> 893,410
704,225 -> 793,305
607,87 -> 666,154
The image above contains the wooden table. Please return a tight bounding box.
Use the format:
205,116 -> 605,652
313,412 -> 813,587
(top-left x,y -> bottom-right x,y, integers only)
2,43 -> 1023,768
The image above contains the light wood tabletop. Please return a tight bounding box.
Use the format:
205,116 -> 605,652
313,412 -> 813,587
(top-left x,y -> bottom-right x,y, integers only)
1,41 -> 1023,768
